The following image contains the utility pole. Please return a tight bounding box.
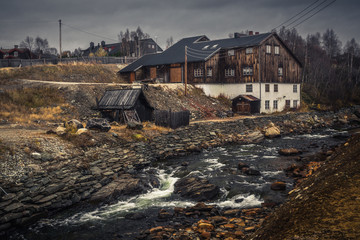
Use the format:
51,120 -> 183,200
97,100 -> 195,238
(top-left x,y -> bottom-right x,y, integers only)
59,19 -> 62,61
184,46 -> 188,96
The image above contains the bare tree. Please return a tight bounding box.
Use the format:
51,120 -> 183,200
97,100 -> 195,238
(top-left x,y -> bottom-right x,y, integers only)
34,36 -> 49,57
322,29 -> 342,59
20,36 -> 35,55
166,36 -> 174,49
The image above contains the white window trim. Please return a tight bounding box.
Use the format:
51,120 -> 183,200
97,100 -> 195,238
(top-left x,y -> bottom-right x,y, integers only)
194,68 -> 203,77
246,84 -> 253,92
273,100 -> 278,110
274,46 -> 280,55
243,66 -> 253,76
265,100 -> 270,110
278,67 -> 283,77
225,68 -> 235,77
266,45 -> 271,54
293,84 -> 298,93
246,47 -> 253,54
207,68 -> 213,77
227,49 -> 235,56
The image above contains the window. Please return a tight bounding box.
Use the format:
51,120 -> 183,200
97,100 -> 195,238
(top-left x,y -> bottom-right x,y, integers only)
202,45 -> 209,50
278,67 -> 283,76
265,100 -> 270,110
274,84 -> 278,92
266,45 -> 271,54
285,100 -> 291,108
273,100 -> 278,110
265,84 -> 270,92
207,67 -> 213,77
228,49 -> 235,56
293,100 -> 298,108
274,46 -> 280,55
211,44 -> 218,49
243,66 -> 253,76
246,47 -> 253,54
293,84 -> 298,93
194,68 -> 203,77
246,84 -> 253,92
14,51 -> 18,57
225,68 -> 235,77
152,45 -> 155,49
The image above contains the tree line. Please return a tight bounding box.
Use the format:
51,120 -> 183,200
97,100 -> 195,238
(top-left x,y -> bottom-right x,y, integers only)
277,27 -> 360,108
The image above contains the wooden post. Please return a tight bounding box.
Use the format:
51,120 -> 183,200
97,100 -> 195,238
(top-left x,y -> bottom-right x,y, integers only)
59,19 -> 62,61
184,46 -> 187,96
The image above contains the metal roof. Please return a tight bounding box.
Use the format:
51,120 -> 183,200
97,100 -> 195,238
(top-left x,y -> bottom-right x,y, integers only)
98,89 -> 142,110
233,95 -> 260,102
119,33 -> 272,73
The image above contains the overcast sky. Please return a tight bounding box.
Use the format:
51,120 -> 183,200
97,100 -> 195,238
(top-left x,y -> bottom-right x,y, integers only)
1,0 -> 359,52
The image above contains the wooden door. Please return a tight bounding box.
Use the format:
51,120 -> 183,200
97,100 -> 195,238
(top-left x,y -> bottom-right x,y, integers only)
236,102 -> 250,113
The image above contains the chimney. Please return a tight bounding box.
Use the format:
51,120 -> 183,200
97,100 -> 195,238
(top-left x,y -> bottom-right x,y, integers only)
101,41 -> 105,47
14,45 -> 18,49
90,42 -> 94,49
255,32 -> 259,35
249,31 -> 253,36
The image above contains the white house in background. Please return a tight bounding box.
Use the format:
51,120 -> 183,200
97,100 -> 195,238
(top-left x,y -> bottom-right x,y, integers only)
119,31 -> 302,114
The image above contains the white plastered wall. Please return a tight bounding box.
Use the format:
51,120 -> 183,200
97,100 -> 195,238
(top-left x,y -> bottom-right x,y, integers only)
195,83 -> 301,113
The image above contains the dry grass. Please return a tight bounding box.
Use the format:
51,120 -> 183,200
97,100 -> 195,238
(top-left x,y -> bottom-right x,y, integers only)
0,87 -> 72,124
111,122 -> 171,142
0,62 -> 125,83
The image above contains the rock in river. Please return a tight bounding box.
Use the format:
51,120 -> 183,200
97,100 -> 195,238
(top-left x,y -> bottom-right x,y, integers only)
174,177 -> 220,201
278,148 -> 301,156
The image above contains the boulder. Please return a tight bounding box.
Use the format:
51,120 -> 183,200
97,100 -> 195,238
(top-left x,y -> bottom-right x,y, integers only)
127,121 -> 143,130
55,126 -> 67,135
264,124 -> 281,138
242,168 -> 261,176
174,177 -> 220,201
86,118 -> 111,132
65,119 -> 84,130
75,128 -> 89,135
237,162 -> 249,170
245,131 -> 264,143
278,148 -> 301,156
271,181 -> 286,191
30,152 -> 41,160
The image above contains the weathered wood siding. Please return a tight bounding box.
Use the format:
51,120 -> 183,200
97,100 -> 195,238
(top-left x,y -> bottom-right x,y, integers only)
170,64 -> 182,83
260,35 -> 302,83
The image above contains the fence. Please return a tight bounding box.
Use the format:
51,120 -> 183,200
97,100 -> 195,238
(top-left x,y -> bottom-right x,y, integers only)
154,110 -> 190,129
0,56 -> 137,68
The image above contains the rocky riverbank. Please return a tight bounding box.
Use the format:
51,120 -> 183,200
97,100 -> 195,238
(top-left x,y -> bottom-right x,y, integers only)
1,107 -> 360,237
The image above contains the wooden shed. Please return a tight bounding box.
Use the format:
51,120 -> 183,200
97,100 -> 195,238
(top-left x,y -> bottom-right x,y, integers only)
97,89 -> 153,123
232,95 -> 260,114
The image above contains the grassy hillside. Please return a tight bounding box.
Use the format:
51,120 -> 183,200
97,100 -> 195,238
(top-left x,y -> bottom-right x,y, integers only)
0,63 -> 126,83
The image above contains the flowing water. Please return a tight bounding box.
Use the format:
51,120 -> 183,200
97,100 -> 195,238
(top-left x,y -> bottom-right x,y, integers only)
11,129 -> 348,240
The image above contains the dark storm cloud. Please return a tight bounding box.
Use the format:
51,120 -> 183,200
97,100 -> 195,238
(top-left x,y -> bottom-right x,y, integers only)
1,0 -> 359,51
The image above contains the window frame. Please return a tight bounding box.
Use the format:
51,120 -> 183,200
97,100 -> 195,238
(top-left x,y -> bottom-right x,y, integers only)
265,84 -> 270,92
265,100 -> 270,110
225,68 -> 235,77
242,66 -> 253,76
274,84 -> 278,92
194,68 -> 203,77
293,100 -> 298,108
266,45 -> 271,54
293,84 -> 298,93
207,67 -> 213,77
246,84 -> 253,93
274,45 -> 280,55
245,47 -> 253,54
273,100 -> 278,110
227,49 -> 235,56
278,67 -> 283,77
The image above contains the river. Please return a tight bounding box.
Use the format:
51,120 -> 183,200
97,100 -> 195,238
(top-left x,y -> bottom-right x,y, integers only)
11,129 -> 348,240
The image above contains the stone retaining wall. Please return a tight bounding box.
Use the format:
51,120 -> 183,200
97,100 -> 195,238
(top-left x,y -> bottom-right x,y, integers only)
1,108 -> 359,234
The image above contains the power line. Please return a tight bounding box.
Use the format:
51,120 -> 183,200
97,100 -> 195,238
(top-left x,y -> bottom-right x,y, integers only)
290,0 -> 337,29
272,0 -> 321,30
283,0 -> 329,29
62,22 -> 118,42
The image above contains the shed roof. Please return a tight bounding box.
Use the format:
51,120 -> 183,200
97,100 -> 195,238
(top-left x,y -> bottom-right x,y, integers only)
98,89 -> 145,110
233,95 -> 260,102
119,33 -> 272,73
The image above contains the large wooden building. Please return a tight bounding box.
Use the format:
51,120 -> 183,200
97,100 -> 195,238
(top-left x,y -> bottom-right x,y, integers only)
119,32 -> 302,113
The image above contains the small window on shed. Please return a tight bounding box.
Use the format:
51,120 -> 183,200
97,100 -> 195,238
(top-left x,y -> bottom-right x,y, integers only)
211,44 -> 218,49
266,45 -> 271,54
228,49 -> 235,56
